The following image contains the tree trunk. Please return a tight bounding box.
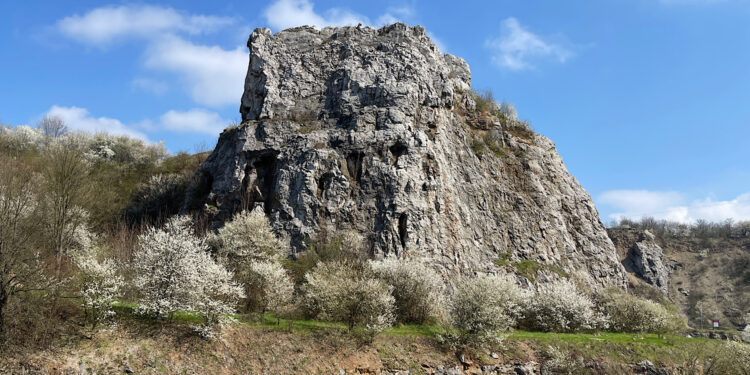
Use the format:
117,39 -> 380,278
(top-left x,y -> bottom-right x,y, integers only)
0,291 -> 8,345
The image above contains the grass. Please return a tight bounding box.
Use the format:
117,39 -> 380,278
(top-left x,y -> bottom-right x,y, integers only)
514,259 -> 569,281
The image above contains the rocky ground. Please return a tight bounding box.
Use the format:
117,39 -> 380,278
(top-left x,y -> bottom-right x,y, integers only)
2,312 -> 746,375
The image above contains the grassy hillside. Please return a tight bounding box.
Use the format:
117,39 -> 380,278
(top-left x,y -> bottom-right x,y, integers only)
2,305 -> 748,375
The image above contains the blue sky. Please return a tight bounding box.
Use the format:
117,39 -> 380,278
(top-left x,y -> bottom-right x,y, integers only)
2,0 -> 750,223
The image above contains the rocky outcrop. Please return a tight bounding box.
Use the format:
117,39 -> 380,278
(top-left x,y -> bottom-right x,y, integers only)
184,23 -> 626,287
610,230 -> 671,293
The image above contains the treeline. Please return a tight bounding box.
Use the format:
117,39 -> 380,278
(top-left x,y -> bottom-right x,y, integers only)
610,216 -> 750,239
0,118 -> 208,349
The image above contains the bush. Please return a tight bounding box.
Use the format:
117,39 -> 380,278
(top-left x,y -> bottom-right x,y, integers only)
302,261 -> 395,336
132,216 -> 244,337
599,288 -> 685,334
124,174 -> 190,224
283,230 -> 367,284
370,258 -> 446,323
742,325 -> 750,344
244,260 -> 294,316
72,239 -> 124,333
210,209 -> 285,265
447,274 -> 526,348
521,279 -> 606,332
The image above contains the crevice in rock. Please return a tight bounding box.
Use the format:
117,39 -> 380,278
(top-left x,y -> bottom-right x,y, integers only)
346,151 -> 365,182
389,142 -> 408,165
398,213 -> 408,248
317,171 -> 335,198
241,151 -> 279,214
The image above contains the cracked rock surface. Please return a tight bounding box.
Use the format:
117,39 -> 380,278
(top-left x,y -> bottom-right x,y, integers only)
184,23 -> 626,287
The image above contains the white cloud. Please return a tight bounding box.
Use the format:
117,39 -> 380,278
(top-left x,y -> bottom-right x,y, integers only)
263,0 -> 368,30
144,36 -> 247,107
159,109 -> 229,135
46,105 -> 149,141
598,189 -> 750,223
485,17 -> 573,71
46,106 -> 229,140
131,78 -> 168,95
263,0 -> 413,30
57,4 -> 234,46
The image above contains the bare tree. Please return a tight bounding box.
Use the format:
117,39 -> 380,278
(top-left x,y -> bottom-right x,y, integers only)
0,158 -> 50,343
42,142 -> 91,276
37,115 -> 68,139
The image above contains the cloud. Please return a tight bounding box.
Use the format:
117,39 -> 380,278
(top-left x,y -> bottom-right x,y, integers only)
159,109 -> 229,135
485,17 -> 573,71
598,189 -> 750,223
46,106 -> 230,141
57,4 -> 234,46
263,0 -> 413,30
144,36 -> 247,107
131,78 -> 168,95
46,105 -> 149,141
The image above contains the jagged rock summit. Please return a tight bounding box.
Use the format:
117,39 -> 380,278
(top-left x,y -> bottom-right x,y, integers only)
185,23 -> 626,287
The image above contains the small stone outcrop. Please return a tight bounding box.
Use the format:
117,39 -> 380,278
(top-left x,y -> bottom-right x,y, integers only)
183,23 -> 626,287
626,240 -> 670,293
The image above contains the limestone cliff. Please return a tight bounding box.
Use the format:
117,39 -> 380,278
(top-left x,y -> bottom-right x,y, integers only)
184,23 -> 626,287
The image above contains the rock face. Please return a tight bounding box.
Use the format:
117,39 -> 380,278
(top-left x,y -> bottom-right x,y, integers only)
628,240 -> 671,293
184,23 -> 626,287
609,229 -> 671,293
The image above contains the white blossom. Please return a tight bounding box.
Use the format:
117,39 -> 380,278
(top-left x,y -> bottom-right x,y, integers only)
210,209 -> 285,264
132,216 -> 244,337
742,325 -> 750,344
244,260 -> 294,315
72,240 -> 123,331
599,289 -> 683,334
448,274 -> 527,348
302,261 -> 395,334
370,258 -> 446,323
522,279 -> 607,332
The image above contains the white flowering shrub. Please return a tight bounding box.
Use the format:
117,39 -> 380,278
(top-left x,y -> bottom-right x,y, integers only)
0,125 -> 44,151
521,279 -> 607,332
742,325 -> 750,344
132,216 -> 244,337
244,260 -> 294,316
600,289 -> 685,334
370,258 -> 446,323
0,124 -> 167,163
447,274 -> 527,348
72,242 -> 124,332
302,261 -> 395,336
210,209 -> 285,264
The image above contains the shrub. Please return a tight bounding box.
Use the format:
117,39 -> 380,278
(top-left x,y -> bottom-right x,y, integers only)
599,288 -> 685,334
742,325 -> 750,344
132,216 -> 244,337
704,341 -> 750,375
244,260 -> 294,316
72,240 -> 123,332
124,174 -> 190,224
472,90 -> 496,114
283,230 -> 367,284
521,279 -> 606,332
447,274 -> 526,348
370,258 -> 446,323
210,209 -> 285,265
302,261 -> 395,336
